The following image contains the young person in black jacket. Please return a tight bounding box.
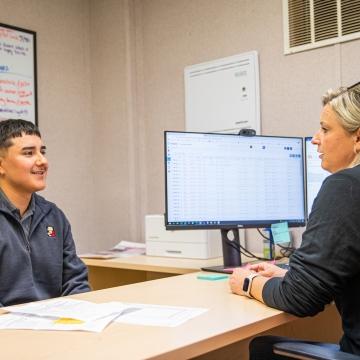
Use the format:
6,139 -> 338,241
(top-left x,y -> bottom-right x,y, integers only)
0,119 -> 90,306
229,82 -> 360,357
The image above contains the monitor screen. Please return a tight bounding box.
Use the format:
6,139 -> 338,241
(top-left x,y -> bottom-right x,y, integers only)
305,137 -> 330,217
165,131 -> 306,230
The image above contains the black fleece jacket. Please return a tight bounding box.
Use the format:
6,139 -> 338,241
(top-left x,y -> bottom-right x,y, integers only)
263,165 -> 360,355
0,191 -> 90,306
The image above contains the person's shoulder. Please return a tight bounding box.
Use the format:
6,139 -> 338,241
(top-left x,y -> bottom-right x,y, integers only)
34,193 -> 55,207
33,194 -> 64,216
319,165 -> 360,201
338,164 -> 360,179
323,165 -> 360,184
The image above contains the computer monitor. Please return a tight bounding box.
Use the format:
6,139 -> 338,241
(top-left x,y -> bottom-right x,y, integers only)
305,137 -> 330,218
165,131 -> 306,271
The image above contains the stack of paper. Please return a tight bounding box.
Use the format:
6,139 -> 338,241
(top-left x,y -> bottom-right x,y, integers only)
80,240 -> 146,259
0,299 -> 126,332
0,298 -> 208,332
113,303 -> 208,327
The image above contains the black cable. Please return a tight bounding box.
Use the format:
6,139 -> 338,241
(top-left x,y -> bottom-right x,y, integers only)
256,227 -> 270,240
240,244 -> 269,261
225,228 -> 296,262
276,242 -> 296,257
257,228 -> 296,258
226,240 -> 253,259
224,237 -> 270,261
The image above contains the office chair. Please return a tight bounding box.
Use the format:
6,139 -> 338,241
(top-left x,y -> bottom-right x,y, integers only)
273,341 -> 360,360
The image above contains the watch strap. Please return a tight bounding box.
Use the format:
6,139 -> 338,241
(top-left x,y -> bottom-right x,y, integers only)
242,273 -> 260,298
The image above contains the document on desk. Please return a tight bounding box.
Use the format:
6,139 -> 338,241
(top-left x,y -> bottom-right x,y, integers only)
112,240 -> 146,250
1,299 -> 207,331
0,299 -> 129,332
3,298 -> 127,322
0,312 -> 119,332
113,302 -> 208,327
79,240 -> 146,259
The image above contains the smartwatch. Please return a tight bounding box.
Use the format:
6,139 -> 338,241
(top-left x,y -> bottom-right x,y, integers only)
242,273 -> 260,298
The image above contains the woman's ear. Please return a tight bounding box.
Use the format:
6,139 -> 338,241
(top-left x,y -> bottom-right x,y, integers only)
0,151 -> 6,176
354,128 -> 360,153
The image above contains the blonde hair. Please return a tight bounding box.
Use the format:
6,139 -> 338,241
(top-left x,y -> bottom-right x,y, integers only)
322,83 -> 360,167
322,83 -> 360,133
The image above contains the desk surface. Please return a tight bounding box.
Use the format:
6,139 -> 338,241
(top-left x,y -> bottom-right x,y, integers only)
82,253 -> 262,274
82,255 -> 224,274
0,272 -> 295,360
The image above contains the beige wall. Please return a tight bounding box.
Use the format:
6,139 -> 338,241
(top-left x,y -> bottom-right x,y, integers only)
1,0 -> 360,252
0,0 -> 95,252
89,0 -> 143,249
134,0 -> 360,249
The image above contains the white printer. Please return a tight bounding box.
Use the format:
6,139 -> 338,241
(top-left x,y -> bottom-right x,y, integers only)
145,214 -> 222,259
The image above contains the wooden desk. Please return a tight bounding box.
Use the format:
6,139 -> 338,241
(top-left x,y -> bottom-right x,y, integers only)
83,255 -> 224,289
0,272 -> 341,360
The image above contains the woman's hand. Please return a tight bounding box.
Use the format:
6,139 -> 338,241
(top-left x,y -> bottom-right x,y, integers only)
248,262 -> 288,278
229,268 -> 254,296
229,263 -> 287,299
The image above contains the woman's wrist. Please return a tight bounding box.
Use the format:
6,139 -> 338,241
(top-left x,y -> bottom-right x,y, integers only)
249,275 -> 269,302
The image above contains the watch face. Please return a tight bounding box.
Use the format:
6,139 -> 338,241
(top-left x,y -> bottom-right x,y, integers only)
243,277 -> 250,292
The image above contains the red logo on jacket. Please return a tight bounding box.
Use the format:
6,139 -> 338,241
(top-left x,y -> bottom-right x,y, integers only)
47,226 -> 56,237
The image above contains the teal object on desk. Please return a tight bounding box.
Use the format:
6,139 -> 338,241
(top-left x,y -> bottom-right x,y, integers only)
271,222 -> 290,244
197,274 -> 229,281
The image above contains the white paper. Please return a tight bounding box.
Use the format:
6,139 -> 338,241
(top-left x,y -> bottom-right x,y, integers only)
4,298 -> 127,322
114,303 -> 208,327
0,312 -> 119,332
2,299 -> 207,331
112,240 -> 145,250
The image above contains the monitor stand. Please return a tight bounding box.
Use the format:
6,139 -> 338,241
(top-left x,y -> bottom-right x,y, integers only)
201,228 -> 242,274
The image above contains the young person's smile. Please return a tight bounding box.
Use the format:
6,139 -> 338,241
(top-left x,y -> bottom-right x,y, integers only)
0,134 -> 48,195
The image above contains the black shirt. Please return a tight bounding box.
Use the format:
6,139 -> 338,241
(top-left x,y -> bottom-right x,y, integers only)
263,164 -> 360,355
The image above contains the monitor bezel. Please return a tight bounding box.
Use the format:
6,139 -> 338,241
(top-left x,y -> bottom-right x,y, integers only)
304,136 -> 312,219
164,131 -> 306,230
304,136 -> 330,220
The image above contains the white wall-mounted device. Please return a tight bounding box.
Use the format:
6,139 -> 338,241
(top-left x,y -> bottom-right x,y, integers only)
184,51 -> 260,134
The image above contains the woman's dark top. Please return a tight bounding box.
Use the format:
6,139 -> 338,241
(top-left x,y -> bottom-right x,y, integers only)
263,164 -> 360,355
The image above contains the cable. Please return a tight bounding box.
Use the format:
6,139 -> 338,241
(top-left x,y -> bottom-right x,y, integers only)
225,240 -> 253,259
276,242 -> 296,258
256,228 -> 270,240
224,237 -> 270,261
224,228 -> 295,262
256,228 -> 296,258
240,244 -> 270,261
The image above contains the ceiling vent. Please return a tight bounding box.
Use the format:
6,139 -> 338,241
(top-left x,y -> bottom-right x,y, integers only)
283,0 -> 360,54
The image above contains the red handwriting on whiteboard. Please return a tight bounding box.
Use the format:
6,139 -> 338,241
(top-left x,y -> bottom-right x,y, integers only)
0,97 -> 32,106
17,90 -> 33,98
17,80 -> 30,88
0,79 -> 16,86
0,28 -> 31,43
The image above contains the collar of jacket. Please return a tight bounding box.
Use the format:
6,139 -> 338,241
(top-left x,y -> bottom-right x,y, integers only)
0,191 -> 52,232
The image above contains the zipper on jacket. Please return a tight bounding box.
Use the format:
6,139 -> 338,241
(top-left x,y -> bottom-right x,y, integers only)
0,208 -> 33,254
17,220 -> 31,253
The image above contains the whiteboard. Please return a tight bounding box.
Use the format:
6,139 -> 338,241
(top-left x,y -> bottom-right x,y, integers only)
184,51 -> 260,134
0,23 -> 37,124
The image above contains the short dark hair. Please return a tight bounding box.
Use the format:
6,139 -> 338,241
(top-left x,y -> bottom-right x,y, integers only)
0,119 -> 41,149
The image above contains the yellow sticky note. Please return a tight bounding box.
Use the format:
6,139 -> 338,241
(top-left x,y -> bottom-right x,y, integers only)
54,318 -> 84,325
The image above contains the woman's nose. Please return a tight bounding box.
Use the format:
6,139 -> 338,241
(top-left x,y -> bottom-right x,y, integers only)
311,132 -> 320,145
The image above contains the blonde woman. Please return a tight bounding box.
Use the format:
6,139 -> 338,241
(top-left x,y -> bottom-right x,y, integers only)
230,82 -> 360,358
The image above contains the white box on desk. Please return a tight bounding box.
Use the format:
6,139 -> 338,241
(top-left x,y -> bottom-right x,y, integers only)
145,215 -> 222,259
